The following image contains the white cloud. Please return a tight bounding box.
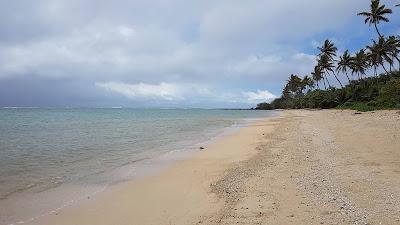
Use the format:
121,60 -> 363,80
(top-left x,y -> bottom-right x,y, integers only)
293,53 -> 315,62
243,90 -> 277,103
227,55 -> 282,74
96,82 -> 183,101
96,81 -> 277,106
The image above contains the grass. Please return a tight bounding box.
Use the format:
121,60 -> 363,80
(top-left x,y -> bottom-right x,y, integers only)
337,101 -> 400,112
336,102 -> 379,112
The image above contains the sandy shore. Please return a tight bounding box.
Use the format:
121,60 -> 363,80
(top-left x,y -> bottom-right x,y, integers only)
26,110 -> 400,225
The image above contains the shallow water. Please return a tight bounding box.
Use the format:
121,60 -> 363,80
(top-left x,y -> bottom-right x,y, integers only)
0,108 -> 274,224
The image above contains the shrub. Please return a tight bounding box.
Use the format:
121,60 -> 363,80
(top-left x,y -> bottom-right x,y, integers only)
377,79 -> 400,107
255,102 -> 273,110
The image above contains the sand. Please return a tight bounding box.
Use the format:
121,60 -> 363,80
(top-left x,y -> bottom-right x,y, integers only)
26,110 -> 400,225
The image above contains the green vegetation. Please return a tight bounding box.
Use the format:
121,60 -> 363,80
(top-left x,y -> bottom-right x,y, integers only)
257,0 -> 400,112
256,72 -> 400,111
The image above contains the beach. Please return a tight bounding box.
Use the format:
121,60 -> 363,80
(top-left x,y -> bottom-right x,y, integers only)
19,110 -> 400,225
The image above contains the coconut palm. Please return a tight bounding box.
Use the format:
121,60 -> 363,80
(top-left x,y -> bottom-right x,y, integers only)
336,50 -> 353,83
358,0 -> 392,37
317,40 -> 344,88
311,66 -> 323,89
379,36 -> 393,72
367,39 -> 383,74
318,40 -> 337,60
387,36 -> 400,70
318,54 -> 343,88
282,85 -> 291,99
350,49 -> 369,79
366,37 -> 394,73
366,47 -> 381,76
286,74 -> 303,97
302,75 -> 314,92
317,60 -> 331,88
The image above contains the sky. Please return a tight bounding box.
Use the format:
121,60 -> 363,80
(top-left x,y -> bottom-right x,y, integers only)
0,0 -> 399,108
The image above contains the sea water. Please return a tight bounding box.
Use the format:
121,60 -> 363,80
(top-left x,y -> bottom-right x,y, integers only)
0,108 -> 274,224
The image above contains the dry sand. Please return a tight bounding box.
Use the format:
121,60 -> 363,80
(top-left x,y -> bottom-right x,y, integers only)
27,110 -> 400,225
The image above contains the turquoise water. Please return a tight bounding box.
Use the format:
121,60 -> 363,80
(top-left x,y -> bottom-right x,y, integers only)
0,108 -> 273,206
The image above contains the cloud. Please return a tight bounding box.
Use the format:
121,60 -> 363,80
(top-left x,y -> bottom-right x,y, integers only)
1,0 -> 398,107
96,82 -> 183,101
95,81 -> 277,106
227,55 -> 282,74
243,90 -> 277,103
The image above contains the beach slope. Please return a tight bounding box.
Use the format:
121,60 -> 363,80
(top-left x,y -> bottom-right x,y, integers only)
29,110 -> 400,225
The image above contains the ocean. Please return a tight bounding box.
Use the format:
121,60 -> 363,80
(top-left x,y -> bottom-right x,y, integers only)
0,108 -> 274,224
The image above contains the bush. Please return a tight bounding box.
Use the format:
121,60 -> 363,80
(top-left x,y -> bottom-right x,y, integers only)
255,102 -> 273,110
377,79 -> 400,108
337,102 -> 377,112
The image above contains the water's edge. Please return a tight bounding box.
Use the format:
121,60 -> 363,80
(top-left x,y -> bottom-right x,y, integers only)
1,110 -> 277,225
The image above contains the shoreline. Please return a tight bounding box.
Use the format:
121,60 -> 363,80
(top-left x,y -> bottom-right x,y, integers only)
6,109 -> 400,225
20,111 -> 281,225
1,112 -> 276,225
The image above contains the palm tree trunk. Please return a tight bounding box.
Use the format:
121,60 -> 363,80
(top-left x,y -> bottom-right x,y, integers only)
344,71 -> 351,84
331,71 -> 343,88
382,63 -> 389,73
322,78 -> 327,90
325,75 -> 331,88
394,55 -> 400,71
374,23 -> 382,37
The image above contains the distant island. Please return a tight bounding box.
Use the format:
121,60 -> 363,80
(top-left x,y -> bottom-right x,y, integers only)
257,0 -> 400,112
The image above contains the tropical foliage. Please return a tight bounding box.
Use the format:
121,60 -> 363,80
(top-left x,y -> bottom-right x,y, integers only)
257,0 -> 400,111
358,0 -> 392,37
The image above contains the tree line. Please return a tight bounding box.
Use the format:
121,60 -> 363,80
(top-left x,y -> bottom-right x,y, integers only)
257,0 -> 400,111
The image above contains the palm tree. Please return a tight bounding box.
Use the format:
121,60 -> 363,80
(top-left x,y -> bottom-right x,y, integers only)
317,60 -> 331,88
318,40 -> 337,60
358,0 -> 392,37
302,75 -> 314,92
366,36 -> 394,73
336,50 -> 353,83
318,54 -> 343,88
286,74 -> 303,97
387,36 -> 400,70
317,40 -> 344,88
395,36 -> 400,69
282,85 -> 291,99
311,66 -> 323,89
367,39 -> 383,74
351,49 -> 369,79
366,47 -> 381,76
380,36 -> 394,72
